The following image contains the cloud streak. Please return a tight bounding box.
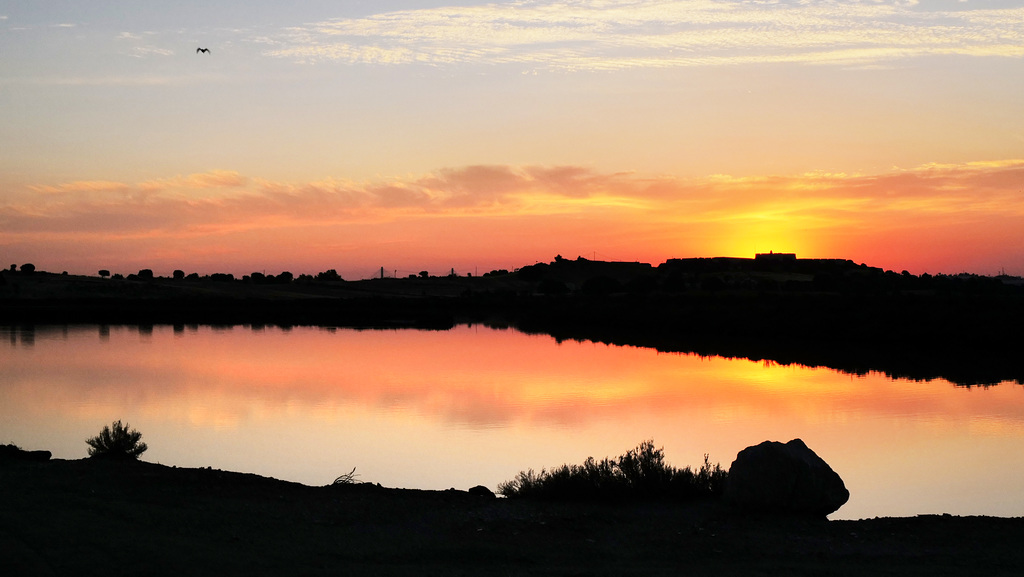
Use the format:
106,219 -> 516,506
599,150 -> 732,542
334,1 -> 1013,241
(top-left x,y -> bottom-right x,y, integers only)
4,161 -> 1023,236
263,0 -> 1024,69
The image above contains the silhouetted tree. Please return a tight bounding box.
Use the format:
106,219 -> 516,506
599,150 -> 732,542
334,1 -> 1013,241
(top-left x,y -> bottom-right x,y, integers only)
277,271 -> 294,283
173,269 -> 185,280
98,269 -> 111,278
20,263 -> 35,274
316,269 -> 342,281
419,271 -> 429,279
137,269 -> 154,280
516,263 -> 548,281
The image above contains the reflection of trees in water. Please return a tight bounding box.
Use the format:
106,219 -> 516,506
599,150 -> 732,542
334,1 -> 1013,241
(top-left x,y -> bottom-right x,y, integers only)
4,279 -> 1023,388
503,294 -> 1024,388
5,325 -> 36,348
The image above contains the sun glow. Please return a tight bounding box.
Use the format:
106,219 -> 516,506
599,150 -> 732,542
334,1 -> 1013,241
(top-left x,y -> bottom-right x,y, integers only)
711,217 -> 818,260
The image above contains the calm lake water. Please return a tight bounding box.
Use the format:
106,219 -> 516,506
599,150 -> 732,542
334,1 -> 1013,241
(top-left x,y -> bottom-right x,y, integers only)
2,324 -> 1023,520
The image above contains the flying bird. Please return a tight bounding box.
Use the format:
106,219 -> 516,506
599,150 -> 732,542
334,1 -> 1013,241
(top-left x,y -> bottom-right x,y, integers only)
196,47 -> 210,54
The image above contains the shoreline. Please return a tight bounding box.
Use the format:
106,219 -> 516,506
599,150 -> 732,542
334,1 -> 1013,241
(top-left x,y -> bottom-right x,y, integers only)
3,264 -> 1024,387
4,300 -> 1022,388
4,457 -> 1024,576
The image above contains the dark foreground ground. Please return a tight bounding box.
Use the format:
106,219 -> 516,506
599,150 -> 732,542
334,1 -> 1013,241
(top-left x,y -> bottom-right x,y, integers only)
3,459 -> 1023,576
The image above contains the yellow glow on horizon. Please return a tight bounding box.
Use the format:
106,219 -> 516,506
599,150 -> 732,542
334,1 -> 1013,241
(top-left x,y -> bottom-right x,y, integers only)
4,159 -> 1024,277
709,214 -> 819,260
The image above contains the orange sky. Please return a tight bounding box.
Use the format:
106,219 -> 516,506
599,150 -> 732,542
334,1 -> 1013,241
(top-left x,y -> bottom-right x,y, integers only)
2,2 -> 1023,277
4,161 -> 1023,277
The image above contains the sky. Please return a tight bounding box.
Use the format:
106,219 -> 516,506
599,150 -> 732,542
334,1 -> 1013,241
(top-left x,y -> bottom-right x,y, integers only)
2,0 -> 1023,279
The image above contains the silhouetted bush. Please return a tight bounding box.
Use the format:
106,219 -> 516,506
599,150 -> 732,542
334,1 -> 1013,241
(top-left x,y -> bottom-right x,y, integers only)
498,440 -> 727,501
86,420 -> 148,460
516,262 -> 548,281
316,269 -> 343,282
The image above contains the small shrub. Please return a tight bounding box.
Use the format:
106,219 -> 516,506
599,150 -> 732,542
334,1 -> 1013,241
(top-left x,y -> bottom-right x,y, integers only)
86,420 -> 148,460
498,439 -> 727,502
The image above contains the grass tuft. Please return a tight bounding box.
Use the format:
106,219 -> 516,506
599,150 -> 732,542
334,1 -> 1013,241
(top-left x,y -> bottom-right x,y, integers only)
333,467 -> 360,485
498,440 -> 727,501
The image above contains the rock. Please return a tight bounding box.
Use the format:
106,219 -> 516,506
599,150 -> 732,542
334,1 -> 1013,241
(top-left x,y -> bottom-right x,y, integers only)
468,485 -> 496,498
723,438 -> 849,517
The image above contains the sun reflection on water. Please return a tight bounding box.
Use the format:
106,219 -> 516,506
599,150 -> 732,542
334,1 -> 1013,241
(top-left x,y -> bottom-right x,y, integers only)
1,324 -> 1023,520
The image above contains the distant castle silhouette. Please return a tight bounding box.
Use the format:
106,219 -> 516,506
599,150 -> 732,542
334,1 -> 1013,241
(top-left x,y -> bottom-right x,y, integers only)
755,251 -> 797,262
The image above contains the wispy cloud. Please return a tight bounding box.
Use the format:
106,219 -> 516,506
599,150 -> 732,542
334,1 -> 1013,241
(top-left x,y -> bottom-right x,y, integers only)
4,161 -> 1023,275
114,29 -> 176,58
263,0 -> 1024,69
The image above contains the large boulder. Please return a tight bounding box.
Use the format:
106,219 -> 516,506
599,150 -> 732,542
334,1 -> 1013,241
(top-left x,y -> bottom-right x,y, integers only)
723,439 -> 849,517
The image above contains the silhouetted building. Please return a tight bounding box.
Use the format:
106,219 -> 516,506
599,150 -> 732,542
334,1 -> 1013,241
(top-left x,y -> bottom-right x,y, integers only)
755,251 -> 797,262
